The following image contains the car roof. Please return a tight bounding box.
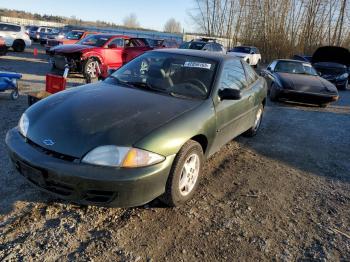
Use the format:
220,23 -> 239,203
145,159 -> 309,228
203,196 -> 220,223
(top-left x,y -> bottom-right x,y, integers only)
234,46 -> 255,48
152,48 -> 234,62
0,22 -> 22,26
275,59 -> 311,64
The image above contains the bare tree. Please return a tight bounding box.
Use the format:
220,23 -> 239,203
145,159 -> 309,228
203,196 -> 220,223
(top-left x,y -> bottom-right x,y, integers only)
123,13 -> 140,28
189,0 -> 350,61
164,18 -> 182,33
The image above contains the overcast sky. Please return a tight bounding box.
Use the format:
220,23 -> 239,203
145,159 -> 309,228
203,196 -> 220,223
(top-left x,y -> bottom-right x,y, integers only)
1,0 -> 197,31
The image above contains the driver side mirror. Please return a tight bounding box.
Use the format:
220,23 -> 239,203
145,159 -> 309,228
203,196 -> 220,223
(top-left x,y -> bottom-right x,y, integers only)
250,51 -> 255,54
218,88 -> 241,100
317,71 -> 322,76
267,66 -> 272,72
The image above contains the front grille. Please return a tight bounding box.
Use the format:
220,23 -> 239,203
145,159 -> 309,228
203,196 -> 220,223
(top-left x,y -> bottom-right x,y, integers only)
27,139 -> 78,162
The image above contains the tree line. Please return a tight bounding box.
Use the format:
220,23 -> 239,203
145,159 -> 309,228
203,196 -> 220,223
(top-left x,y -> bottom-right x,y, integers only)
190,0 -> 350,60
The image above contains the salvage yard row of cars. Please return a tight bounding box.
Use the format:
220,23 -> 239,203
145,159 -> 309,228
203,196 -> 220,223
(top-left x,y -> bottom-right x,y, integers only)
2,20 -> 350,208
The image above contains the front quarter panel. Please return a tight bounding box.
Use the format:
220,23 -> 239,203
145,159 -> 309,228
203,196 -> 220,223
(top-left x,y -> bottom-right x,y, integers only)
134,99 -> 216,158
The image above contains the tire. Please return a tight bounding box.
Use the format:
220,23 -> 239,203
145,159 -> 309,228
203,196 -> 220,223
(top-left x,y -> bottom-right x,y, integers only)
269,83 -> 279,102
10,89 -> 19,100
83,59 -> 100,83
12,39 -> 25,52
340,80 -> 348,90
160,140 -> 204,207
243,103 -> 264,137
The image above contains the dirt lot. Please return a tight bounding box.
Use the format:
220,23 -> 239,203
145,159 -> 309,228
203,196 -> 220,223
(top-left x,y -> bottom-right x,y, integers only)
0,45 -> 350,261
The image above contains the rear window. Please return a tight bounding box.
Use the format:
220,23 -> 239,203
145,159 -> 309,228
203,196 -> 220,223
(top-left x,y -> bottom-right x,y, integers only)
0,23 -> 21,32
66,31 -> 84,40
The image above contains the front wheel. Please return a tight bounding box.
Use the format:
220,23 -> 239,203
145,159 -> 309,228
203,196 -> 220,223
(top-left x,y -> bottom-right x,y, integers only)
83,59 -> 100,83
160,140 -> 203,207
340,80 -> 348,90
243,103 -> 264,137
11,89 -> 19,100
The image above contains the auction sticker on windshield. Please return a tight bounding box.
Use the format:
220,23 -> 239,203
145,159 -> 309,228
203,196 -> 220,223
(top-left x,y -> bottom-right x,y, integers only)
184,62 -> 212,69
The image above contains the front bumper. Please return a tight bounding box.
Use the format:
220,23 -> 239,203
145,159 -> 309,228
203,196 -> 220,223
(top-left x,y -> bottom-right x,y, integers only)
6,128 -> 175,207
278,89 -> 339,104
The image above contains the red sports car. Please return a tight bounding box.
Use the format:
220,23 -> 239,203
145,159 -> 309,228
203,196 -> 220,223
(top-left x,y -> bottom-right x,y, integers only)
48,34 -> 153,80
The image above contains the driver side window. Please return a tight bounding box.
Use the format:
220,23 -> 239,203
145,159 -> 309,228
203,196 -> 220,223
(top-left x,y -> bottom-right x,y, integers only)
109,38 -> 124,48
220,60 -> 247,91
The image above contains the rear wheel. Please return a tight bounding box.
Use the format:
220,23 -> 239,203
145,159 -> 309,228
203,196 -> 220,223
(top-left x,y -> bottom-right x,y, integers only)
243,103 -> 264,137
160,140 -> 203,207
12,39 -> 25,52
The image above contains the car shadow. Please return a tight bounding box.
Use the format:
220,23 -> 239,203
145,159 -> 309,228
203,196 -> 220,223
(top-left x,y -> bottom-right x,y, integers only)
236,98 -> 350,184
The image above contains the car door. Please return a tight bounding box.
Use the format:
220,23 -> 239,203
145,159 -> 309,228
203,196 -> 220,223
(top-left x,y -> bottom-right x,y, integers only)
103,38 -> 124,69
123,38 -> 151,64
211,59 -> 255,152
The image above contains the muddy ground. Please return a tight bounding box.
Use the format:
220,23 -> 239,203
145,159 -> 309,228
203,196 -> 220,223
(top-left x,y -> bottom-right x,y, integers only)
0,44 -> 349,261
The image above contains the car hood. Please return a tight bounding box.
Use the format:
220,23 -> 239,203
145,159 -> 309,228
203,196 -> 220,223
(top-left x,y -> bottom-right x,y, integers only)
312,46 -> 350,66
25,82 -> 203,158
51,44 -> 93,54
276,72 -> 338,93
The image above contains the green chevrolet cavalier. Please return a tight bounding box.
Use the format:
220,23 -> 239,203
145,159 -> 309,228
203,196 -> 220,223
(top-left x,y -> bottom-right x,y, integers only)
6,49 -> 267,207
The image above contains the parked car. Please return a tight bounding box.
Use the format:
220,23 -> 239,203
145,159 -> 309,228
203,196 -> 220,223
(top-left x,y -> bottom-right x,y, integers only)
179,38 -> 225,53
228,46 -> 261,68
292,55 -> 312,63
26,26 -> 39,37
0,22 -> 31,52
29,26 -> 55,42
261,59 -> 338,106
39,28 -> 61,45
6,49 -> 267,207
0,36 -> 7,56
146,38 -> 178,48
311,46 -> 349,90
48,34 -> 153,80
45,30 -> 96,52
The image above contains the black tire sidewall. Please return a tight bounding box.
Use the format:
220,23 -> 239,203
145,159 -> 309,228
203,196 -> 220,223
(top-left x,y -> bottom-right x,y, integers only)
161,141 -> 204,206
13,40 -> 25,52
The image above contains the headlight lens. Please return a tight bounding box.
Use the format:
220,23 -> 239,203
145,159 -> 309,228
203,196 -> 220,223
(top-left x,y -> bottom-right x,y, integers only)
337,73 -> 349,80
18,113 -> 29,137
82,146 -> 165,168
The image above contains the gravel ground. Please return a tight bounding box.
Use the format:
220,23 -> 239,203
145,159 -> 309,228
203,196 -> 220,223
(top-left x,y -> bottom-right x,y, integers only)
0,45 -> 350,261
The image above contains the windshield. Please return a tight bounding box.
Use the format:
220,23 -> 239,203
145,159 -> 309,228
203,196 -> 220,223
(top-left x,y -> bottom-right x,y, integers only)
179,42 -> 206,50
275,61 -> 318,76
107,52 -> 218,99
231,46 -> 251,53
66,31 -> 84,40
76,35 -> 111,47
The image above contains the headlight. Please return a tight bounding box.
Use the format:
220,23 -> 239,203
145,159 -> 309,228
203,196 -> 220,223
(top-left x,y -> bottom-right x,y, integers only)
18,113 -> 29,137
82,146 -> 165,168
337,73 -> 349,80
